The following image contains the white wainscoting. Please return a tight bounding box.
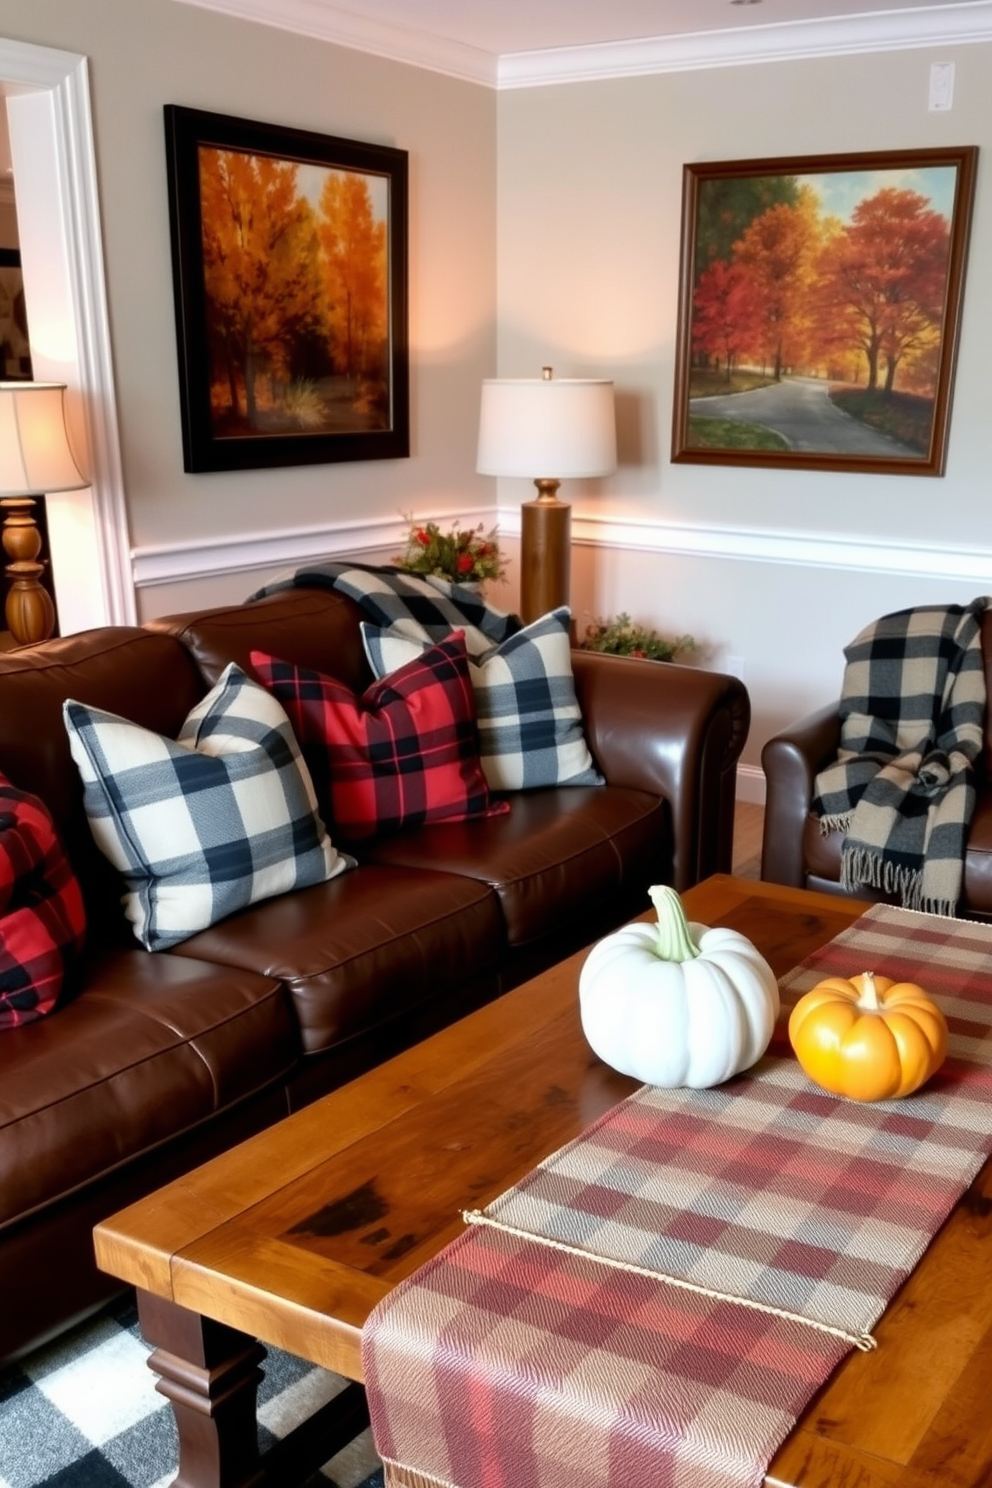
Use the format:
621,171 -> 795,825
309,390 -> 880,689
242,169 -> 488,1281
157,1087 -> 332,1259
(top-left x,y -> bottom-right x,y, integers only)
131,507 -> 992,590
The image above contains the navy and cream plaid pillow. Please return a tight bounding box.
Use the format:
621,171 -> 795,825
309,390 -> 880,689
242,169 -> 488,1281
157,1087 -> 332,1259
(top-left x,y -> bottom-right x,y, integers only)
63,663 -> 352,951
362,607 -> 603,793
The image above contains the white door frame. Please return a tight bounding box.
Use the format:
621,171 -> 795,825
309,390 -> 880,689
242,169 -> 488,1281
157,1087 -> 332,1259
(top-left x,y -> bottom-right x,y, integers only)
1,37 -> 133,630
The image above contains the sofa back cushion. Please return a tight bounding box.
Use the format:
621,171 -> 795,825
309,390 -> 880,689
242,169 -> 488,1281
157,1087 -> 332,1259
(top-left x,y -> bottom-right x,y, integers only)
148,586 -> 374,696
0,628 -> 206,939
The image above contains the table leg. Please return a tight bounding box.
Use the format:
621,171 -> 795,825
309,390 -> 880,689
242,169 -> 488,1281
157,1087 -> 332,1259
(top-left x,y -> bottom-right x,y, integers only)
136,1291 -> 372,1488
138,1291 -> 267,1488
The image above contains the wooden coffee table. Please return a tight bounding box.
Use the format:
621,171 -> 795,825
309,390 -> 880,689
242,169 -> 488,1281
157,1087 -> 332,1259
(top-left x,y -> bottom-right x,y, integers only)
94,876 -> 992,1488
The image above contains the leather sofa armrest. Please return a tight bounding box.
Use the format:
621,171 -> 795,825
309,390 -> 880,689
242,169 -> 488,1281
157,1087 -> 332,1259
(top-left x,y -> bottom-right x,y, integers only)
570,650 -> 750,893
760,702 -> 841,887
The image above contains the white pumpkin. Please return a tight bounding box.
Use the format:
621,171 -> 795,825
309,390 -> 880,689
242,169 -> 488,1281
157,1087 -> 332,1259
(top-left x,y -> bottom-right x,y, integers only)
579,884 -> 780,1088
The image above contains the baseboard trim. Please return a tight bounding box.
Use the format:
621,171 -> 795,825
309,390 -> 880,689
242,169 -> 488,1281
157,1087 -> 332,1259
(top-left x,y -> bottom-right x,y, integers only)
736,763 -> 766,807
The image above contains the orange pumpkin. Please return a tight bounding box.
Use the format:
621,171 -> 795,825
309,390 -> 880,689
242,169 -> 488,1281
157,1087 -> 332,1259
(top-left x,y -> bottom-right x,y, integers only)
788,971 -> 948,1102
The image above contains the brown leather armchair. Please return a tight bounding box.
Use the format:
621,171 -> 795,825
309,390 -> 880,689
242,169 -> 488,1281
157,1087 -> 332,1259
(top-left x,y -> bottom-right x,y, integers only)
760,610 -> 992,914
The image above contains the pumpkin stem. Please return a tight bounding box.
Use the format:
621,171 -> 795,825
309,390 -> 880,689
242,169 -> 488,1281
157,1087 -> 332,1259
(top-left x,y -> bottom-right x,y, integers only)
648,885 -> 701,962
858,971 -> 881,1011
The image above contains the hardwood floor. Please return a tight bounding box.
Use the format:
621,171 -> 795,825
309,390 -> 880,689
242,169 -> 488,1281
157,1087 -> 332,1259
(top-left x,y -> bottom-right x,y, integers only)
733,800 -> 764,879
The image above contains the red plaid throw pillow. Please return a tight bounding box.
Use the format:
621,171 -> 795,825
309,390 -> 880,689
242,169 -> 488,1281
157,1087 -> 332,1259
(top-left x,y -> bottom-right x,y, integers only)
250,632 -> 509,842
0,775 -> 86,1029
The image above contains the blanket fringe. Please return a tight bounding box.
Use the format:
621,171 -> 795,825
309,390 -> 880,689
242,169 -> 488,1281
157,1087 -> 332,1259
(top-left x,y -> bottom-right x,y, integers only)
840,846 -> 956,917
818,813 -> 851,835
841,845 -> 921,907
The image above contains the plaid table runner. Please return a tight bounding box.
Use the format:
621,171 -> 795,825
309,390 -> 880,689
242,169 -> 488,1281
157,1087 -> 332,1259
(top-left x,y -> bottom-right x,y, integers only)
362,904 -> 992,1488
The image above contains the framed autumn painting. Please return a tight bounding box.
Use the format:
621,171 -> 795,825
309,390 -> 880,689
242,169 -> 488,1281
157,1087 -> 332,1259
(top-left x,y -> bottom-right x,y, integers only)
671,146 -> 977,476
164,105 -> 409,473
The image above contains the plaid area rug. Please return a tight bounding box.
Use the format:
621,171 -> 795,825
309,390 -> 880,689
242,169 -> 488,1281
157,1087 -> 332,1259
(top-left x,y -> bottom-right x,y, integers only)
0,1296 -> 383,1488
363,903 -> 992,1488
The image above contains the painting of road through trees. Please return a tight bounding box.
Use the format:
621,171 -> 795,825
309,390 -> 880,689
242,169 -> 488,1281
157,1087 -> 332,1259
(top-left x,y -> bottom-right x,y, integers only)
165,107 -> 408,472
672,147 -> 976,475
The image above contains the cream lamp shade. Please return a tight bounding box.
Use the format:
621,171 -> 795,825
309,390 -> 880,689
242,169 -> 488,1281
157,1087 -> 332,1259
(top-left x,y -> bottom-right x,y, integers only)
0,381 -> 86,647
0,381 -> 86,495
476,375 -> 616,481
476,369 -> 616,623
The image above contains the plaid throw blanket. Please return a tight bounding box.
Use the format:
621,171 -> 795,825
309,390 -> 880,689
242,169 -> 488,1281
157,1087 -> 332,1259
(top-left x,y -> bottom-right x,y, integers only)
812,598 -> 988,916
362,903 -> 992,1488
249,561 -> 521,659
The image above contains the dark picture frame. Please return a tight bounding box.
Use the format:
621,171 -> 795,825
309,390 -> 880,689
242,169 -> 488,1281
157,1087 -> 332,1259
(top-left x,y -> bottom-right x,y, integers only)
164,105 -> 409,473
0,248 -> 33,380
671,146 -> 977,476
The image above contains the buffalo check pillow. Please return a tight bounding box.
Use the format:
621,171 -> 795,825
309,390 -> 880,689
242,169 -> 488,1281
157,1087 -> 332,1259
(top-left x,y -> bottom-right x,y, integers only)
63,663 -> 352,952
250,632 -> 509,842
361,606 -> 603,792
0,774 -> 86,1029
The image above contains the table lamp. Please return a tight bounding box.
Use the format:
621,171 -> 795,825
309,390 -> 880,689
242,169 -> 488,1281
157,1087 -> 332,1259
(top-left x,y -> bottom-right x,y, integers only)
476,367 -> 616,623
0,381 -> 87,646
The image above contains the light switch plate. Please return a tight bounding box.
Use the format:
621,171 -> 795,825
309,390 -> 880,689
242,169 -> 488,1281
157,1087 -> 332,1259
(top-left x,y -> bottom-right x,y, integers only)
929,61 -> 955,111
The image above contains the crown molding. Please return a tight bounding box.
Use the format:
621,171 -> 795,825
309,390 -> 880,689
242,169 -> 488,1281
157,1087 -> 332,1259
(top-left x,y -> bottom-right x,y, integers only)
171,0 -> 497,84
499,3 -> 992,87
172,1 -> 992,88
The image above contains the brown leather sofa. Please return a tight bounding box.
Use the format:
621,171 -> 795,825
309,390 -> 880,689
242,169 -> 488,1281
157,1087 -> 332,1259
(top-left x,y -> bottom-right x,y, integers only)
761,607 -> 992,911
0,583 -> 749,1364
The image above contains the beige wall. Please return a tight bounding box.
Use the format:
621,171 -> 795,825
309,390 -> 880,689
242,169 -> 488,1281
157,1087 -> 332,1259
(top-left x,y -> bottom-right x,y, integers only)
0,0 -> 497,617
494,45 -> 992,778
1,5 -> 988,782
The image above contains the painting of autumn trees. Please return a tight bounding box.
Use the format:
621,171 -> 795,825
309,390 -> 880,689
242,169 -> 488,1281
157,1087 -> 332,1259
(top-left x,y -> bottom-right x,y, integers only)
199,145 -> 391,438
165,107 -> 408,472
672,147 -> 976,475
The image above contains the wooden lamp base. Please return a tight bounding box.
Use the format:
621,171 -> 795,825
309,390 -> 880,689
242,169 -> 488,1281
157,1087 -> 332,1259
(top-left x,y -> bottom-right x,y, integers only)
2,497 -> 56,646
520,480 -> 571,624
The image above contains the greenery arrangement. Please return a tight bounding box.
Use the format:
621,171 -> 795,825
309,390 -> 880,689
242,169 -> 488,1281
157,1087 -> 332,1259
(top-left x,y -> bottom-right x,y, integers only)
581,612 -> 695,663
395,516 -> 505,585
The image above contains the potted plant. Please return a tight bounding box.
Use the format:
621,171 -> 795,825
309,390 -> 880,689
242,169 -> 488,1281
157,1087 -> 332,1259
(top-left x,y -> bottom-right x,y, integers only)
394,516 -> 506,587
580,612 -> 695,662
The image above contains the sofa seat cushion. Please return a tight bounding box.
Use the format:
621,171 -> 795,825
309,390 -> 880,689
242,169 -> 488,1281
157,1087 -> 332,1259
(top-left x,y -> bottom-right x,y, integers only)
169,863 -> 503,1054
361,786 -> 669,948
802,802 -> 992,916
0,949 -> 292,1227
963,792 -> 992,911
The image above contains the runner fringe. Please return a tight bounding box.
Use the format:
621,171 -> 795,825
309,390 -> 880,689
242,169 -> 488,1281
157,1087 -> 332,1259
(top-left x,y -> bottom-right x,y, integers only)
462,1209 -> 877,1353
382,1458 -> 461,1488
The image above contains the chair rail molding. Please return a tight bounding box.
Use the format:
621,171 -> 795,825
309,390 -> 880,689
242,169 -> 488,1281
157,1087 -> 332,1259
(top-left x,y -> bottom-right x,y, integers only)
553,510 -> 992,585
131,508 -> 501,588
133,505 -> 991,590
1,37 -> 133,630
